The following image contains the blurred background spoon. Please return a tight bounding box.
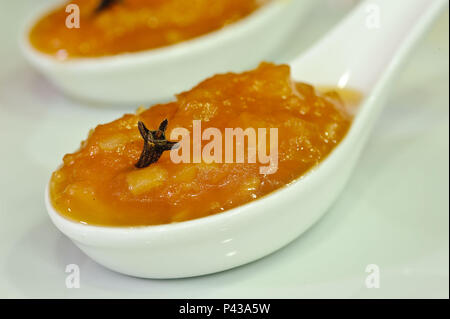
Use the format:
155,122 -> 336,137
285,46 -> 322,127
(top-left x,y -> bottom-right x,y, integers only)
21,0 -> 314,105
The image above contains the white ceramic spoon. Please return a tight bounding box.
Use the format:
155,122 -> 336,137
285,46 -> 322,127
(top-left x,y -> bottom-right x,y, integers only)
45,0 -> 448,278
21,0 -> 313,105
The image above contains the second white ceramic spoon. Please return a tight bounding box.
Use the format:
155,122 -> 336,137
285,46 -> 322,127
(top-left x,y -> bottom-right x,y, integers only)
22,0 -> 312,105
45,0 -> 447,278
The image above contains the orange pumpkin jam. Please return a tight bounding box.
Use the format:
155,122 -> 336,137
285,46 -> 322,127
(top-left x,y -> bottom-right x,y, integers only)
49,63 -> 360,226
29,0 -> 265,59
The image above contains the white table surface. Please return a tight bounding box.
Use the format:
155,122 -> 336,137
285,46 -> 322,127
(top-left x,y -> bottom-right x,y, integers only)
0,0 -> 448,298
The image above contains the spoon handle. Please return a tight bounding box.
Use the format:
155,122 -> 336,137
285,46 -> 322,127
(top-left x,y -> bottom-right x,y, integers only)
291,0 -> 448,91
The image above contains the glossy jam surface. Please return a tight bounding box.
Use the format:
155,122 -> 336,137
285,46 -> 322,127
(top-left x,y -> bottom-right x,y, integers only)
29,0 -> 265,59
50,63 -> 360,226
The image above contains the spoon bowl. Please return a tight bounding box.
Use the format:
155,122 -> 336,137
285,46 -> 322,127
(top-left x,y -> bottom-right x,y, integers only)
45,0 -> 447,278
21,0 -> 313,105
